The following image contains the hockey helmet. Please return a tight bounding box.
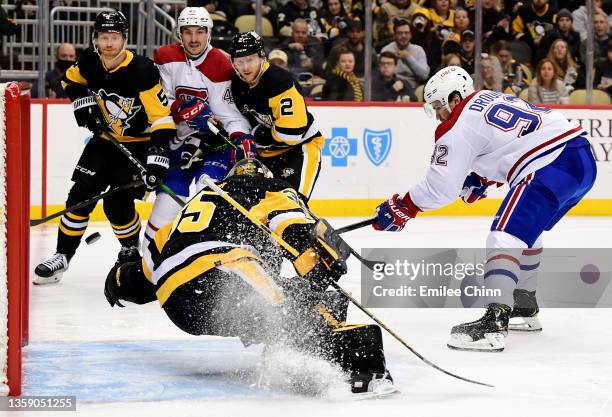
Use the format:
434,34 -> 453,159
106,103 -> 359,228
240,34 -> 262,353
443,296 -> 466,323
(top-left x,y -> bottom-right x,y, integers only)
227,158 -> 273,179
93,10 -> 129,38
423,66 -> 474,117
230,31 -> 265,59
176,7 -> 213,51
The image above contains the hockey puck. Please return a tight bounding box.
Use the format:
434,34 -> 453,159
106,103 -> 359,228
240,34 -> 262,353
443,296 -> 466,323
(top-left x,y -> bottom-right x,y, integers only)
85,232 -> 101,245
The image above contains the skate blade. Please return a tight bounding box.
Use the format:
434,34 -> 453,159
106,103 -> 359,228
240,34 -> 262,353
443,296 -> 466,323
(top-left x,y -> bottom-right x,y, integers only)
352,385 -> 400,400
33,272 -> 64,285
509,316 -> 542,332
447,332 -> 505,352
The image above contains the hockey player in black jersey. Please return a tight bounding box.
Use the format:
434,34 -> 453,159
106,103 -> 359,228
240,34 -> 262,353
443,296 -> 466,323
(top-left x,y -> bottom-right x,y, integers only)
230,32 -> 324,201
34,10 -> 176,285
104,159 -> 396,396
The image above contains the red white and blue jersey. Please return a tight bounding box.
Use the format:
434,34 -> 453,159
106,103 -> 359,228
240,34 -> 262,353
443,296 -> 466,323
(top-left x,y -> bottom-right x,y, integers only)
408,90 -> 586,211
154,43 -> 251,148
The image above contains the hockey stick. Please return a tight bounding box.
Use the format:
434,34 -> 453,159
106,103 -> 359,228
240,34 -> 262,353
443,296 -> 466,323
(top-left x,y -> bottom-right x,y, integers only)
30,180 -> 143,227
105,134 -> 184,206
199,175 -> 493,388
334,218 -> 376,234
206,119 -> 239,149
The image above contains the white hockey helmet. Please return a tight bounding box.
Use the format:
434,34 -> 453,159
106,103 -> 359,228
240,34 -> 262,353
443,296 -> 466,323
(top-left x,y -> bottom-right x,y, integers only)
176,7 -> 214,51
423,66 -> 474,117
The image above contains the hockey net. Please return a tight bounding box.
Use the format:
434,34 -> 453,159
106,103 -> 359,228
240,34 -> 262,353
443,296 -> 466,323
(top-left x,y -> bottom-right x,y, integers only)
0,83 -> 30,396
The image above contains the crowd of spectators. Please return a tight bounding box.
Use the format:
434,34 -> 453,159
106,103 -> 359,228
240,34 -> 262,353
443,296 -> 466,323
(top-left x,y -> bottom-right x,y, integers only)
188,0 -> 612,104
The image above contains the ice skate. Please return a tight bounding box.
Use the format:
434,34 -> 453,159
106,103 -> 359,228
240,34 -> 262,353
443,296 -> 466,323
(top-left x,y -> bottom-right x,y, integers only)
34,253 -> 70,285
351,370 -> 398,399
447,303 -> 511,352
509,289 -> 542,332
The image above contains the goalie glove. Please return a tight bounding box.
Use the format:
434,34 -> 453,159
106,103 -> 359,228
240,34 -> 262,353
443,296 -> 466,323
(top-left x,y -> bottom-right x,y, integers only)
293,219 -> 351,290
170,98 -> 213,133
460,172 -> 496,204
143,145 -> 170,191
72,96 -> 105,135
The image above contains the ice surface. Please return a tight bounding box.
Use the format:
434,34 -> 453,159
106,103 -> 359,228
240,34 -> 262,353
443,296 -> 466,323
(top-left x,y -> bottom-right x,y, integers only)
25,217 -> 612,417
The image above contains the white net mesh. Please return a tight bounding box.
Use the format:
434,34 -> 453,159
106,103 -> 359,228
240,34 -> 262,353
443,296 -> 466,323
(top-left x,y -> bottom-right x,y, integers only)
0,83 -> 8,395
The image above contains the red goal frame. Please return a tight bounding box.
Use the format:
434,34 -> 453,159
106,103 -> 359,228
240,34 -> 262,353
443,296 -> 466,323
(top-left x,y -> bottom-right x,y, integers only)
4,82 -> 30,396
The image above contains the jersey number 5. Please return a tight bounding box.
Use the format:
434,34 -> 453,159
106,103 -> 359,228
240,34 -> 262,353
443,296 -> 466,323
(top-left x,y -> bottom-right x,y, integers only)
484,96 -> 549,138
172,196 -> 216,234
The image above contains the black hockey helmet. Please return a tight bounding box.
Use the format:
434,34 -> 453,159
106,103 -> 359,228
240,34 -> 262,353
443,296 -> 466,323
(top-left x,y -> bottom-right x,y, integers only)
227,158 -> 273,179
94,10 -> 129,37
230,31 -> 265,59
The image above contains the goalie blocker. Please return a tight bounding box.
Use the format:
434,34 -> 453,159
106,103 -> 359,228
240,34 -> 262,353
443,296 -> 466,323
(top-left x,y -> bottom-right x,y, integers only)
105,160 -> 395,396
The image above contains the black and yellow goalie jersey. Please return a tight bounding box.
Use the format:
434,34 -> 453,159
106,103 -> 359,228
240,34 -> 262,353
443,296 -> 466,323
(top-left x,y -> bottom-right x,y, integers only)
143,176 -> 337,307
62,48 -> 175,143
231,62 -> 324,157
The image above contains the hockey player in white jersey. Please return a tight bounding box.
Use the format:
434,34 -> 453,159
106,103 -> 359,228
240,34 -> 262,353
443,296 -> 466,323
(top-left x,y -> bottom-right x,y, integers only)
372,66 -> 597,352
145,7 -> 255,245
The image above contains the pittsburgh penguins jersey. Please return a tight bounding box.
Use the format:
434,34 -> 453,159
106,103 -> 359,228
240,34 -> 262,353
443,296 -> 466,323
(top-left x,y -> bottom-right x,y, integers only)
142,176 -> 322,306
154,43 -> 251,148
231,62 -> 323,157
63,48 -> 175,143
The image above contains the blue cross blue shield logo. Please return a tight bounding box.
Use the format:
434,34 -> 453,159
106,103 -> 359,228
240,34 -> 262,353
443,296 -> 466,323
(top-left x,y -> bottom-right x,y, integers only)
322,127 -> 358,167
363,128 -> 392,166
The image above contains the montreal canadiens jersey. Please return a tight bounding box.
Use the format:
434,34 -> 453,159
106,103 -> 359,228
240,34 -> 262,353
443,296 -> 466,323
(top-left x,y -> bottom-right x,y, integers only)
409,90 -> 586,211
153,43 -> 251,148
62,48 -> 175,143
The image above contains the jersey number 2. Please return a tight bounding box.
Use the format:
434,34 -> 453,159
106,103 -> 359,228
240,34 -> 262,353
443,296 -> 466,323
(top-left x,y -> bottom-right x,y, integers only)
484,97 -> 549,138
280,98 -> 293,116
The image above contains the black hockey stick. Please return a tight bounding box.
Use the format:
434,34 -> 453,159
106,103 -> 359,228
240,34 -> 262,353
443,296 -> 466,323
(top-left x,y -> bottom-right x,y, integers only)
206,119 -> 239,150
30,180 -> 143,227
105,134 -> 184,206
334,218 -> 376,234
199,175 -> 493,388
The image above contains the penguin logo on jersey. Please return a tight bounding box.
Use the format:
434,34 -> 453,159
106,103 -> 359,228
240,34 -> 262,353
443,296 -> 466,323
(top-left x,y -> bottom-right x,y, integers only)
94,89 -> 141,136
242,105 -> 273,127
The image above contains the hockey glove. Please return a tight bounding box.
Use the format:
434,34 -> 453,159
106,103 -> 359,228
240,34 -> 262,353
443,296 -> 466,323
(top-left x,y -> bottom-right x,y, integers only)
231,134 -> 257,163
72,96 -> 105,135
460,172 -> 493,204
144,145 -> 170,191
180,135 -> 203,170
373,193 -> 420,232
309,218 -> 350,277
104,263 -> 125,308
170,98 -> 213,133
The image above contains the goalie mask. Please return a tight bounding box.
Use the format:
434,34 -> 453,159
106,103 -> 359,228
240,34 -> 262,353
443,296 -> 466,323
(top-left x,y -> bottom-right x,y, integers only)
227,158 -> 273,179
423,66 -> 474,118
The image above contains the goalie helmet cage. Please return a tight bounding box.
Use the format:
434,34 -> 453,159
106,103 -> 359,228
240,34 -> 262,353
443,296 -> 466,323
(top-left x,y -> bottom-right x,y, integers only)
0,83 -> 31,396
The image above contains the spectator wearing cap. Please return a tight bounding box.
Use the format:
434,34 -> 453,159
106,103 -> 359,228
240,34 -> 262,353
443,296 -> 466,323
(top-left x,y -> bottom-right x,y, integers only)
277,0 -> 322,38
537,8 -> 581,64
326,19 -> 378,77
278,18 -> 326,76
512,0 -> 557,53
322,48 -> 364,101
381,19 -> 429,88
268,49 -> 289,70
459,29 -> 475,75
528,58 -> 569,104
372,51 -> 416,101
